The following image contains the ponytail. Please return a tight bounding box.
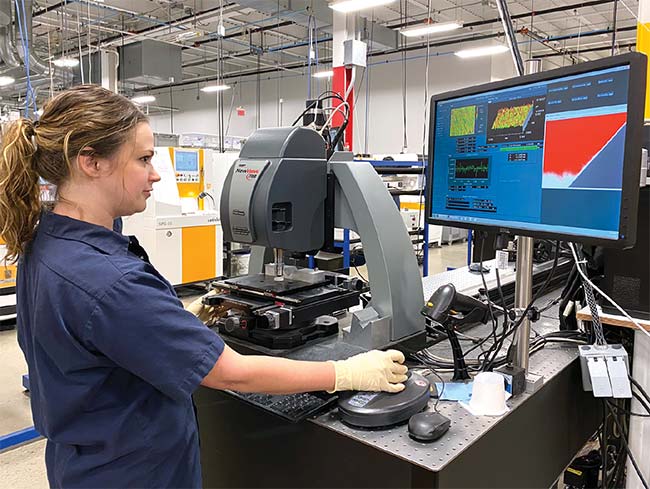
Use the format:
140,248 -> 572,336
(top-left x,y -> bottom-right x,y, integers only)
0,85 -> 148,262
0,118 -> 41,263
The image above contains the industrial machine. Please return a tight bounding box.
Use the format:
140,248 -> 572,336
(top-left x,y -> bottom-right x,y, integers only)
206,126 -> 426,352
123,147 -> 230,286
194,53 -> 647,489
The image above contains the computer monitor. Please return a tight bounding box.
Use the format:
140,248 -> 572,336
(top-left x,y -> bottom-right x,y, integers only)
174,149 -> 199,172
426,52 -> 646,247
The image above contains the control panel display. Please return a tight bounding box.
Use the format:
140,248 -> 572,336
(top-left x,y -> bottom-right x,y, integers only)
174,149 -> 200,182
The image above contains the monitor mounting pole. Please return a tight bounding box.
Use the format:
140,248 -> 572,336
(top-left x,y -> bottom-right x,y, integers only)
512,58 -> 543,373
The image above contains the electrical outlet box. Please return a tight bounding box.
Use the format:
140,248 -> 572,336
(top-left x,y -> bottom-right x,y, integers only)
343,39 -> 367,68
579,344 -> 632,398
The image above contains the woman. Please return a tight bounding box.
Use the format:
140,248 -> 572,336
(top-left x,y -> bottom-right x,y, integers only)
0,85 -> 407,488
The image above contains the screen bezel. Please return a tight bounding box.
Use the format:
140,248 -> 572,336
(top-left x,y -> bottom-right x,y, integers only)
426,52 -> 647,248
174,149 -> 200,172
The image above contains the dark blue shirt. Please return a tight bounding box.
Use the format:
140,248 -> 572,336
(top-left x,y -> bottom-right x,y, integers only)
16,211 -> 224,488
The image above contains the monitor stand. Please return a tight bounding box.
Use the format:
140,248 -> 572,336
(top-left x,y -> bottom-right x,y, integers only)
511,236 -> 534,372
507,58 -> 541,377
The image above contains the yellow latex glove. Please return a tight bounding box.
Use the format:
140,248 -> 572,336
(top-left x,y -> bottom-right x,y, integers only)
186,290 -> 217,324
329,349 -> 408,393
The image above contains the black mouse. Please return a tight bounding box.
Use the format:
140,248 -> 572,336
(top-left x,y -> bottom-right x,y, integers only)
408,412 -> 451,442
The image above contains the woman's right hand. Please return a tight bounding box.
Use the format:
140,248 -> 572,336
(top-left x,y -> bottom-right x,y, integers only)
328,349 -> 408,393
186,290 -> 217,324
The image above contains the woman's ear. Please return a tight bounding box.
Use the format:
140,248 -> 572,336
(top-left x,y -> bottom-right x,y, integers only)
76,147 -> 101,178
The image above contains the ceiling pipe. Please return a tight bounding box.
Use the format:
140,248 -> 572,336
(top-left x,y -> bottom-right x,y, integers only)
180,0 -> 626,75
37,4 -> 286,74
75,2 -> 237,48
389,0 -> 617,30
141,20 -> 635,93
535,41 -> 635,58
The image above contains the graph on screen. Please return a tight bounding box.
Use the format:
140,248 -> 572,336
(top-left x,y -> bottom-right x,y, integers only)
542,110 -> 627,189
454,158 -> 489,179
450,105 -> 477,137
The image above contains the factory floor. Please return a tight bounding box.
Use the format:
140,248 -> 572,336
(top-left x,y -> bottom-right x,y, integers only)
0,243 -> 467,488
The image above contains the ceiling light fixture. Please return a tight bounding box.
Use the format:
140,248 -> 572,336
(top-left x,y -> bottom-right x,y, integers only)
131,95 -> 156,104
0,76 -> 15,86
176,30 -> 202,41
454,44 -> 509,58
312,70 -> 333,78
200,84 -> 231,93
329,0 -> 396,14
52,57 -> 80,68
400,21 -> 463,37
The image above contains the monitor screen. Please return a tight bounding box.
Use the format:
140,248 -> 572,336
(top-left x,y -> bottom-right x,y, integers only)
427,53 -> 646,247
174,150 -> 199,172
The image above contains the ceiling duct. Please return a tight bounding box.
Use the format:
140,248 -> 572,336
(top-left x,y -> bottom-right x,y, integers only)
234,0 -> 398,51
13,0 -> 50,74
0,73 -> 51,94
0,0 -> 20,70
118,40 -> 183,86
0,0 -> 72,92
0,1 -> 8,25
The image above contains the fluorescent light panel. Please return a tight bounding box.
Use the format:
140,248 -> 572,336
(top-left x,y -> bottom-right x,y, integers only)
329,0 -> 396,13
201,84 -> 231,93
52,57 -> 79,68
312,70 -> 333,78
176,30 -> 201,40
455,44 -> 509,58
400,21 -> 462,37
131,95 -> 156,104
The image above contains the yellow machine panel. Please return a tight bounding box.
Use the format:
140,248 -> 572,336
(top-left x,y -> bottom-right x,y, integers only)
182,225 -> 217,284
0,237 -> 16,289
1,264 -> 16,285
122,146 -> 226,287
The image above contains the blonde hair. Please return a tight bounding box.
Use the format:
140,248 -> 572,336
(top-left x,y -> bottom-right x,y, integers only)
0,85 -> 148,262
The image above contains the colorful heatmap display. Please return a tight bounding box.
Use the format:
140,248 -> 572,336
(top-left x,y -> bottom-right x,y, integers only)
491,103 -> 534,131
542,111 -> 627,189
450,105 -> 476,137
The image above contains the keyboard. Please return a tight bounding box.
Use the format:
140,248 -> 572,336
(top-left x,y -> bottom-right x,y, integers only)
226,391 -> 338,423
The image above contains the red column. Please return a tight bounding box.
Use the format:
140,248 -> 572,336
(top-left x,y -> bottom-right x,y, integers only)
332,65 -> 354,152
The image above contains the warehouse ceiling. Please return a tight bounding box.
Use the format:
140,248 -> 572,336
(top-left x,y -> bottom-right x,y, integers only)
0,0 -> 642,102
